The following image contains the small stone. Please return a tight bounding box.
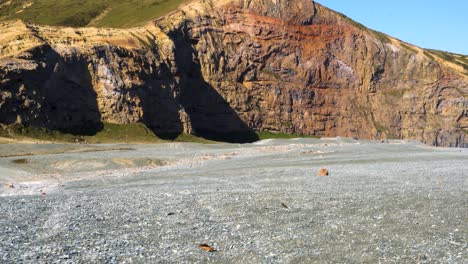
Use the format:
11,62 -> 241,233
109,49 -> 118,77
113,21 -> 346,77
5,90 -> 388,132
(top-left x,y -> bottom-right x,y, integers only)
199,244 -> 217,252
317,168 -> 329,176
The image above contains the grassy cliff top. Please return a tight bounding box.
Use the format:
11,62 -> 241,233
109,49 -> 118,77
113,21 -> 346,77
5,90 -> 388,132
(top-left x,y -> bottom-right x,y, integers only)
424,49 -> 468,72
1,0 -> 466,68
0,0 -> 187,28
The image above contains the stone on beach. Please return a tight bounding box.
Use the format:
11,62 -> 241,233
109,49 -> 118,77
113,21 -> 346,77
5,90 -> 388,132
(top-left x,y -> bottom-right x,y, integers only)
318,168 -> 329,176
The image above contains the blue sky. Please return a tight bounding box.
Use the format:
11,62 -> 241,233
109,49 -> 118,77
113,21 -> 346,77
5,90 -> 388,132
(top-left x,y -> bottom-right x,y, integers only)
316,0 -> 468,55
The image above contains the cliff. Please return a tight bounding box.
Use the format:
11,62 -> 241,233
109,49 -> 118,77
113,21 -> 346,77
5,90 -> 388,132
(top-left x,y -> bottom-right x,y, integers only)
0,0 -> 467,146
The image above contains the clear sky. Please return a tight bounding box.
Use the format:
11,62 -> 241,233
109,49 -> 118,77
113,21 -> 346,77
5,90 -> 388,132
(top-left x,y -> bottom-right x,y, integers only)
316,0 -> 468,55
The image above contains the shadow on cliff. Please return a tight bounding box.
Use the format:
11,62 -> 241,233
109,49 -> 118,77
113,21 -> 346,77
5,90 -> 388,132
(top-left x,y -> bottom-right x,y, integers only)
92,45 -> 186,140
166,28 -> 259,143
137,77 -> 185,140
0,46 -> 103,135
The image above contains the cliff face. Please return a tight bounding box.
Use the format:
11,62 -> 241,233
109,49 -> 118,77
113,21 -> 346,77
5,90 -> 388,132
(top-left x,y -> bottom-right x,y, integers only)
0,0 -> 467,146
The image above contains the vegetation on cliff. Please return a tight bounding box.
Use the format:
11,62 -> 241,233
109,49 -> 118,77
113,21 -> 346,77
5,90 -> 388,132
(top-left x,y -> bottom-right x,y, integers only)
0,0 -> 187,28
0,0 -> 466,146
0,123 -> 320,144
425,49 -> 468,73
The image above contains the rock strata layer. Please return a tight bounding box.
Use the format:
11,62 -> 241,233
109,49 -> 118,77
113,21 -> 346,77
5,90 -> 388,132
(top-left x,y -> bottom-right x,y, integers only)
0,0 -> 467,146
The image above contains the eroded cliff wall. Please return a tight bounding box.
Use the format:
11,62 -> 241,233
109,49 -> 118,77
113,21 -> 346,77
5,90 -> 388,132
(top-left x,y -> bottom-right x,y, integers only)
0,0 -> 467,146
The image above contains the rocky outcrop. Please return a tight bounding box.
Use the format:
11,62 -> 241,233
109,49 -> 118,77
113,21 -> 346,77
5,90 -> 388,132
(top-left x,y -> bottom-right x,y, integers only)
0,0 -> 467,146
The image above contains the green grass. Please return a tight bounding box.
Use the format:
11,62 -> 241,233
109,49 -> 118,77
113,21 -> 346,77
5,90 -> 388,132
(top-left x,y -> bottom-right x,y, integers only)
426,49 -> 468,72
0,0 -> 187,28
0,124 -> 79,142
0,124 -> 324,144
86,123 -> 163,143
281,121 -> 293,128
0,123 -> 161,143
0,123 -> 202,143
256,131 -> 319,140
370,30 -> 391,44
335,10 -> 368,31
428,49 -> 456,62
423,50 -> 435,61
90,0 -> 187,28
174,133 -> 215,144
400,43 -> 418,54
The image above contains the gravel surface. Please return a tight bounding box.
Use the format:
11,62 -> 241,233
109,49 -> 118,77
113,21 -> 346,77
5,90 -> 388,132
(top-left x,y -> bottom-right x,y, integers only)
0,138 -> 467,263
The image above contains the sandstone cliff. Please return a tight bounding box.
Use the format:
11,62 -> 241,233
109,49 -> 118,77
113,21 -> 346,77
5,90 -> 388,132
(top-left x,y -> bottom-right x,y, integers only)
0,0 -> 467,146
